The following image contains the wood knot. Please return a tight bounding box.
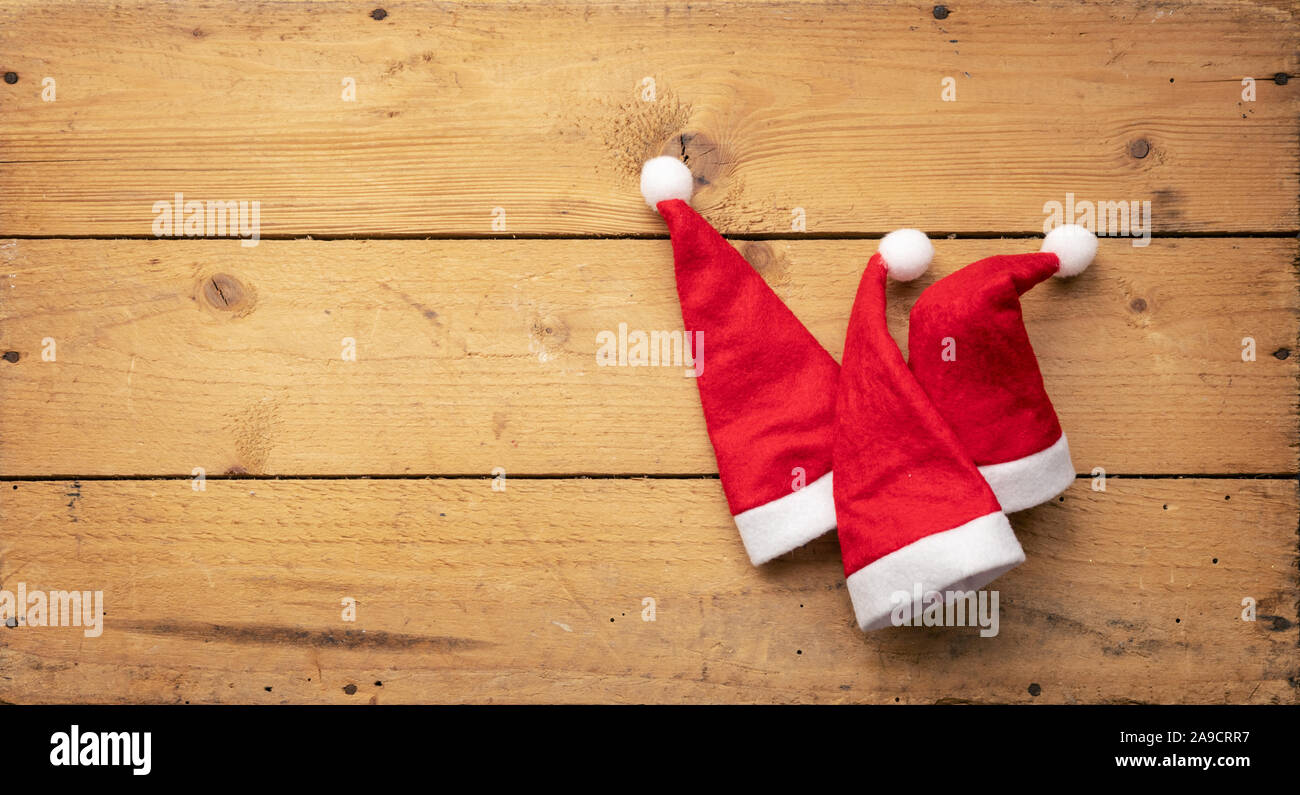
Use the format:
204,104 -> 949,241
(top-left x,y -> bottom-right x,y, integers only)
1129,297 -> 1148,313
2,351 -> 18,363
3,72 -> 17,85
530,315 -> 570,345
741,242 -> 775,273
663,131 -> 724,189
199,273 -> 255,316
1272,348 -> 1291,360
1265,615 -> 1294,631
371,8 -> 388,20
741,241 -> 791,288
528,313 -> 570,362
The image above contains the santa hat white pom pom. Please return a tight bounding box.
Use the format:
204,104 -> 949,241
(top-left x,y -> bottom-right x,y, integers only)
640,156 -> 695,210
877,229 -> 933,281
1042,224 -> 1097,278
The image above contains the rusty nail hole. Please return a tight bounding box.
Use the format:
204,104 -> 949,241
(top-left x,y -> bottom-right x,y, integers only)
1274,73 -> 1289,85
371,8 -> 388,20
3,72 -> 17,84
1128,139 -> 1150,159
1129,297 -> 1148,312
2,351 -> 19,363
933,5 -> 949,19
1212,558 -> 1218,564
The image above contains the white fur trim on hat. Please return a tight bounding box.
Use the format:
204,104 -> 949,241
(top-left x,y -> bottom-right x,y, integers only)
977,433 -> 1075,513
877,229 -> 933,281
733,471 -> 836,565
845,511 -> 1023,632
640,156 -> 695,209
1042,224 -> 1097,277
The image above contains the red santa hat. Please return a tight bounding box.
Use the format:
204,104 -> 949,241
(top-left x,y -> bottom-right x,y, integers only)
906,225 -> 1097,512
835,237 -> 1024,631
640,156 -> 839,564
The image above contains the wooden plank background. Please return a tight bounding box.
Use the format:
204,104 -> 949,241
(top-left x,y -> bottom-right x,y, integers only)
0,0 -> 1297,703
0,0 -> 1296,235
1,478 -> 1296,704
0,238 -> 1295,476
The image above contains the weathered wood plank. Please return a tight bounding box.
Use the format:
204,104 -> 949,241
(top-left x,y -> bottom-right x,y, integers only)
0,477 -> 1293,704
0,1 -> 1295,235
0,238 -> 1295,476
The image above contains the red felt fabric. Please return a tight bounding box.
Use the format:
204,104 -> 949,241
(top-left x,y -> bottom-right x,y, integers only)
907,253 -> 1064,466
833,255 -> 1002,577
657,199 -> 839,516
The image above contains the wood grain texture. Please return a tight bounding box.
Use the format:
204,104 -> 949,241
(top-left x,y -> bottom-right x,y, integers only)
0,477 -> 1293,704
0,0 -> 1296,708
1,237 -> 1295,476
0,0 -> 1295,236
